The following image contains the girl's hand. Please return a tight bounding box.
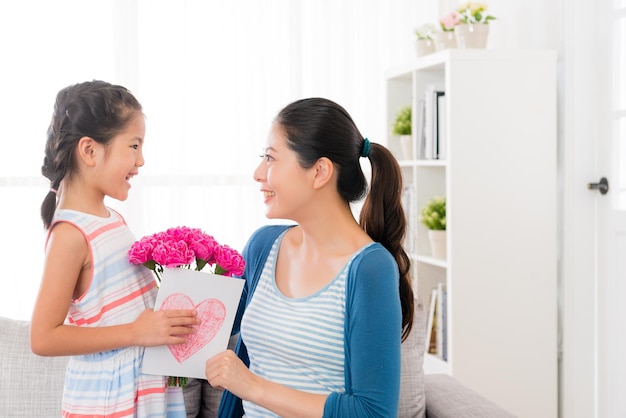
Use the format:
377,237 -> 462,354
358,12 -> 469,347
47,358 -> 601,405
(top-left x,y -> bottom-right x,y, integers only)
205,350 -> 258,399
132,308 -> 199,347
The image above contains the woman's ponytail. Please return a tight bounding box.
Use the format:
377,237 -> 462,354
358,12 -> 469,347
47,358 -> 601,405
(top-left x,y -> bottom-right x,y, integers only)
359,142 -> 414,342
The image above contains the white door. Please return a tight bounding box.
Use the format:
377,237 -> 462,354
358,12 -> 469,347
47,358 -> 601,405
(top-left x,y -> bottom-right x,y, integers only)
597,3 -> 626,416
562,1 -> 626,417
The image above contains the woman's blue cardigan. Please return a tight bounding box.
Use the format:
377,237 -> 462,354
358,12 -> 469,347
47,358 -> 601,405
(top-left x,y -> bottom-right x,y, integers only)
218,224 -> 401,417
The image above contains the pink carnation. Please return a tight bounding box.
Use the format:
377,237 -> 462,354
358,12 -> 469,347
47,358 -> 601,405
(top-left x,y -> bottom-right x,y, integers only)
128,240 -> 154,265
165,226 -> 190,243
153,240 -> 194,268
189,233 -> 218,263
215,245 -> 246,277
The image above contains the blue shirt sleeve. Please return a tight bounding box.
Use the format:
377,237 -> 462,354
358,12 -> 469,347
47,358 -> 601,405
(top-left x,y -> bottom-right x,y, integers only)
323,244 -> 402,417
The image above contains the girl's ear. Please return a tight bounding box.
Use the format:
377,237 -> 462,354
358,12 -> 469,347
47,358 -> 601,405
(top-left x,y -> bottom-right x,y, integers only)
77,136 -> 98,166
312,157 -> 334,190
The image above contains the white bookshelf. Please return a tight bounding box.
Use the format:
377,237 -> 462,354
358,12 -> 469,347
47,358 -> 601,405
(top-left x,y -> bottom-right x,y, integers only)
386,50 -> 558,418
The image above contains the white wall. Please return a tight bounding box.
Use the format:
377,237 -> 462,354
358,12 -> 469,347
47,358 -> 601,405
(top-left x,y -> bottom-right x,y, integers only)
0,0 -> 442,321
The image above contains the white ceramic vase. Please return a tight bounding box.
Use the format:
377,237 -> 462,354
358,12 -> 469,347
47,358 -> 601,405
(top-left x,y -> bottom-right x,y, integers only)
428,229 -> 447,260
400,135 -> 413,160
433,31 -> 457,51
454,23 -> 489,49
415,38 -> 436,57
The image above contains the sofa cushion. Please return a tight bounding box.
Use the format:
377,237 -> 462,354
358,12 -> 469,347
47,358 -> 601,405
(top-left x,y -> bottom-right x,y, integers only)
0,299 -> 427,417
424,374 -> 517,418
399,296 -> 426,418
0,316 -> 68,417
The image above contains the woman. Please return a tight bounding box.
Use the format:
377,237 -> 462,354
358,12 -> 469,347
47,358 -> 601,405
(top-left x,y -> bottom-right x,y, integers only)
206,97 -> 414,417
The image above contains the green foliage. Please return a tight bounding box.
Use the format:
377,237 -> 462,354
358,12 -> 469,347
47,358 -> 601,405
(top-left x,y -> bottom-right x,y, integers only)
420,196 -> 446,230
392,105 -> 412,136
168,376 -> 188,389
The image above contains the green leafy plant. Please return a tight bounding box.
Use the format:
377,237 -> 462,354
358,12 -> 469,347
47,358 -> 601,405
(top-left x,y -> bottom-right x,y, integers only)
392,105 -> 412,136
420,196 -> 446,230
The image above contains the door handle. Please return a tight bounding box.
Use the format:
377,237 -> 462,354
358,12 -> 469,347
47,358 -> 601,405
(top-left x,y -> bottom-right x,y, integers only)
587,177 -> 609,195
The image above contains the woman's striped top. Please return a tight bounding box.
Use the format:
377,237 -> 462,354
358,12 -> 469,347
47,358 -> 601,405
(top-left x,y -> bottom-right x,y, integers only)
240,230 -> 375,417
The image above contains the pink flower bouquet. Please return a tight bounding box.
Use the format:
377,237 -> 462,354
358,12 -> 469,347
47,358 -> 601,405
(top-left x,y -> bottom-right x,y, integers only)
129,226 -> 245,282
128,226 -> 245,388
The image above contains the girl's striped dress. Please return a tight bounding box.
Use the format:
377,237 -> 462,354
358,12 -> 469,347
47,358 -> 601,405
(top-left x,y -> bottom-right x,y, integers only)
51,208 -> 185,418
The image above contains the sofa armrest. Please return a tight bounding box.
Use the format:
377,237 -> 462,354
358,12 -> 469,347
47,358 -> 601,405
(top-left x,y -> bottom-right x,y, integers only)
424,374 -> 517,418
0,317 -> 69,417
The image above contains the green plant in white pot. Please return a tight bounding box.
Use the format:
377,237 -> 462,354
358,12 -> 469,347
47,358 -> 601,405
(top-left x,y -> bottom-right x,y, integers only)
420,196 -> 447,259
392,105 -> 413,160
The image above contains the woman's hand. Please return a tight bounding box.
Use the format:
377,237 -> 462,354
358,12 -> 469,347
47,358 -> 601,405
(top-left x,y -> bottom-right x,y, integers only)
206,349 -> 328,418
205,350 -> 258,398
132,308 -> 198,347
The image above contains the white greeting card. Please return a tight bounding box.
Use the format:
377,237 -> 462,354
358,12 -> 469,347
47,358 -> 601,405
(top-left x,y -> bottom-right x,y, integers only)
142,268 -> 244,379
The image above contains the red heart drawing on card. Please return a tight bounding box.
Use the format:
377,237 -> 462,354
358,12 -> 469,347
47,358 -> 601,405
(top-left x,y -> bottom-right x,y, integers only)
160,293 -> 227,363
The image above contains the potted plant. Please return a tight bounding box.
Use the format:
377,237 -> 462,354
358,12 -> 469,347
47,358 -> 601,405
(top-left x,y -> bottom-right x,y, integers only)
414,23 -> 436,57
454,2 -> 496,48
434,11 -> 460,51
419,196 -> 446,259
392,105 -> 413,159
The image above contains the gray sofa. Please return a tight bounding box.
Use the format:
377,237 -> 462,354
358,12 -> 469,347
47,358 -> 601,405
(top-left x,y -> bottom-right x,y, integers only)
0,312 -> 514,417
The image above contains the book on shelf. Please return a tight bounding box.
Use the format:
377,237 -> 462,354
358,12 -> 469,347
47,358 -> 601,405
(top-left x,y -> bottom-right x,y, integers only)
436,92 -> 446,160
423,85 -> 435,159
425,288 -> 438,355
415,98 -> 426,159
401,185 -> 416,254
439,285 -> 448,361
436,282 -> 447,361
423,83 -> 445,160
425,283 -> 447,360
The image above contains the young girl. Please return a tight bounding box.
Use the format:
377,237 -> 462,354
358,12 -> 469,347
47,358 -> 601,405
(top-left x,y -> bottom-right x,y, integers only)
30,80 -> 198,417
206,97 -> 415,417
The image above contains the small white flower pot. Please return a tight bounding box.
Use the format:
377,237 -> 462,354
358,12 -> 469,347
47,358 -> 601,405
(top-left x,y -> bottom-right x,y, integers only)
428,229 -> 447,260
415,38 -> 436,57
433,31 -> 457,51
399,135 -> 413,160
454,23 -> 490,49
